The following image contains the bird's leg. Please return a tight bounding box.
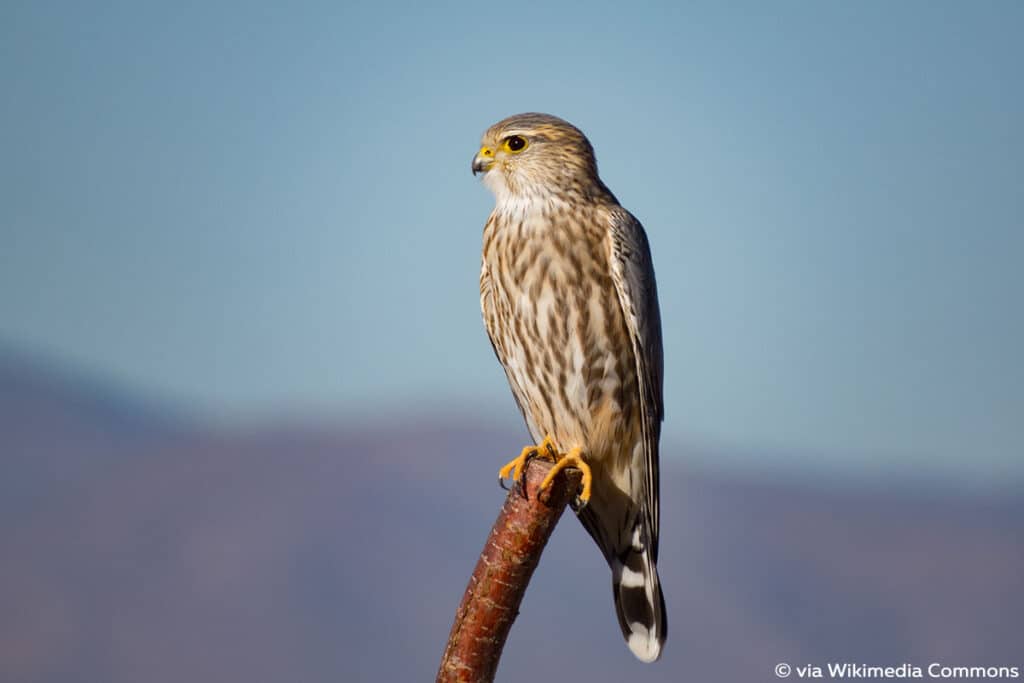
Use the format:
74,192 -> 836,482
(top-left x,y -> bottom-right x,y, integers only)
538,447 -> 592,508
498,435 -> 559,497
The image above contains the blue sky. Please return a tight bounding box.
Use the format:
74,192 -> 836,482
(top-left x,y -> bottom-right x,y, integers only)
2,1 -> 1021,484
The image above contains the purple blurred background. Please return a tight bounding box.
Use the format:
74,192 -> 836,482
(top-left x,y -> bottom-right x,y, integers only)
2,350 -> 1021,682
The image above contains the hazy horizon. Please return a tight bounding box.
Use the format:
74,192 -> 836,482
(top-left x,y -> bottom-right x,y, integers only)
3,341 -> 1020,497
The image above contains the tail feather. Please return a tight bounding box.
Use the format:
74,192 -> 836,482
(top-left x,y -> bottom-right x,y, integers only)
576,494 -> 666,662
612,540 -> 666,662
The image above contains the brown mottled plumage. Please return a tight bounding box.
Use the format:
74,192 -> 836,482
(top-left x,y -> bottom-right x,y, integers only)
472,113 -> 666,662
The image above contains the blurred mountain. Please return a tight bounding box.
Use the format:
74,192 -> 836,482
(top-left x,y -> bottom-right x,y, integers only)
1,352 -> 1021,682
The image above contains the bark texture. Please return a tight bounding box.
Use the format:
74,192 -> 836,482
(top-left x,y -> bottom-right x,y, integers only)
436,458 -> 583,683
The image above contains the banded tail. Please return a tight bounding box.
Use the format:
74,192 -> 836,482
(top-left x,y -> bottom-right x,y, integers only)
612,537 -> 667,662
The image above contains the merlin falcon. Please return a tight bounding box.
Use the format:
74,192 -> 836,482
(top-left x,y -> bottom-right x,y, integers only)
472,113 -> 667,662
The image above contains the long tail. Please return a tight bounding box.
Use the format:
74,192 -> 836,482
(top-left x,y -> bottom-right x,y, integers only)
611,528 -> 667,662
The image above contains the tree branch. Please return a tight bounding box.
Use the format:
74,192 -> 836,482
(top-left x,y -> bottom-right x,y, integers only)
436,458 -> 583,683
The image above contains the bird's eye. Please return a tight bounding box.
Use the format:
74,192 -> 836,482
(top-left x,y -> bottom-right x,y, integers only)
503,135 -> 528,153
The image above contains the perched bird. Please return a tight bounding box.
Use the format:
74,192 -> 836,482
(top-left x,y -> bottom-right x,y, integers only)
472,113 -> 666,662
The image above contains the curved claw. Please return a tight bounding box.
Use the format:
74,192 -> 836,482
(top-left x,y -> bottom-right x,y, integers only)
498,436 -> 561,499
537,447 -> 591,504
517,451 -> 538,496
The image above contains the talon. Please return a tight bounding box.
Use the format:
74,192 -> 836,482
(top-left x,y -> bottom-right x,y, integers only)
498,446 -> 537,483
537,447 -> 592,504
517,451 -> 536,494
498,435 -> 560,497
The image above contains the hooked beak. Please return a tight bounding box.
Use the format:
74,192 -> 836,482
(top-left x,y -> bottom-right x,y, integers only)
471,145 -> 495,176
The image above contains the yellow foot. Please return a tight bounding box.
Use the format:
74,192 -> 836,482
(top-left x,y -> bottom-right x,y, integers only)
538,447 -> 592,506
498,435 -> 559,487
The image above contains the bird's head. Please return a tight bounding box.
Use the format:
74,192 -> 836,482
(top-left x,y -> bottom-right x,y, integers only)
472,113 -> 606,204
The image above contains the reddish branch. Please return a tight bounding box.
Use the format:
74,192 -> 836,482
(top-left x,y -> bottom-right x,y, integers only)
436,458 -> 583,683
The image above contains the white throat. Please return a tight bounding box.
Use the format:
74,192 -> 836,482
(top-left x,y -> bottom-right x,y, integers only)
483,170 -> 566,221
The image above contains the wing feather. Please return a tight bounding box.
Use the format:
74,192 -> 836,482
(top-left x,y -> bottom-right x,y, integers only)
607,208 -> 664,559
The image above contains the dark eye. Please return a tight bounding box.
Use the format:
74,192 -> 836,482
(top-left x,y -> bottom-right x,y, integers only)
505,135 -> 527,152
